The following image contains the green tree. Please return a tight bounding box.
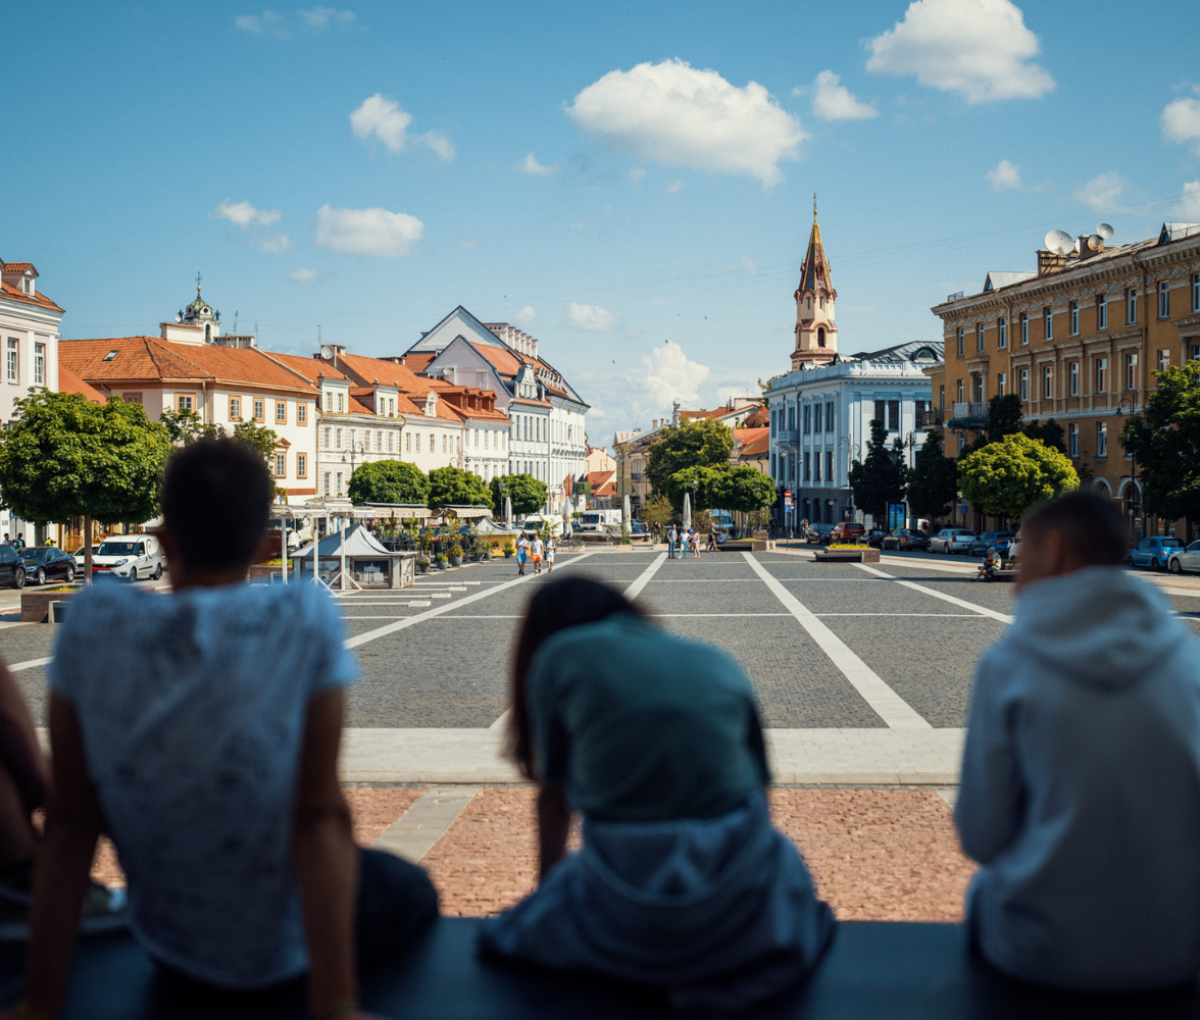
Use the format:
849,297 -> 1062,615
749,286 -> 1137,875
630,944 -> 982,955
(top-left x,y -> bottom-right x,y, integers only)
347,460 -> 430,505
665,465 -> 724,510
427,466 -> 493,511
709,465 -> 777,514
0,391 -> 172,579
1023,418 -> 1066,453
1121,361 -> 1200,534
640,493 -> 675,531
159,407 -> 223,444
849,419 -> 907,524
489,473 -> 547,517
231,419 -> 279,462
905,431 -> 959,523
958,433 -> 1078,519
645,419 -> 733,503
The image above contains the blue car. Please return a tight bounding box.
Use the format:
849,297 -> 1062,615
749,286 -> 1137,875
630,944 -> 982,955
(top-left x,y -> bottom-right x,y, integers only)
1129,536 -> 1184,571
968,531 -> 1014,557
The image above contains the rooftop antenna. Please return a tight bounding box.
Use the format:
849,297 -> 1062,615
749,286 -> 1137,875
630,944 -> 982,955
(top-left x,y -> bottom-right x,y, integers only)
1097,222 -> 1115,239
1044,229 -> 1074,256
813,192 -> 817,220
195,271 -> 202,294
232,311 -> 239,334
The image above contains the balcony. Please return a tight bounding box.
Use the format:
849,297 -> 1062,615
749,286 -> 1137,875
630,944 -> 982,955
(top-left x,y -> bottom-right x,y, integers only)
947,402 -> 988,428
918,409 -> 944,430
773,428 -> 798,447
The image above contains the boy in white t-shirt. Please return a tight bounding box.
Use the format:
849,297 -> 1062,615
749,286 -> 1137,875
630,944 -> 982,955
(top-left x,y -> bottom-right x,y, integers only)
15,439 -> 436,1020
545,537 -> 556,573
531,535 -> 545,576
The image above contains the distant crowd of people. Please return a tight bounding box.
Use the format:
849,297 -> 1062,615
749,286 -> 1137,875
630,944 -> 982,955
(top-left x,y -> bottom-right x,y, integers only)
0,439 -> 1194,1016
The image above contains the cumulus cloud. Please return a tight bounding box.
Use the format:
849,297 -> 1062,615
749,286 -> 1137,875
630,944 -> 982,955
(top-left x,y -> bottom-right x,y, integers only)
213,199 -> 280,228
297,6 -> 355,28
811,70 -> 878,121
314,204 -> 423,257
986,158 -> 1020,190
349,95 -> 453,160
866,0 -> 1054,104
290,267 -> 319,283
642,343 -> 710,408
567,58 -> 805,187
1162,97 -> 1200,154
667,179 -> 684,194
517,153 -> 559,176
566,302 -> 617,332
515,305 -> 537,327
1176,180 -> 1200,221
235,10 -> 287,34
236,7 -> 353,36
419,131 -> 455,161
1073,172 -> 1127,213
258,234 -> 295,253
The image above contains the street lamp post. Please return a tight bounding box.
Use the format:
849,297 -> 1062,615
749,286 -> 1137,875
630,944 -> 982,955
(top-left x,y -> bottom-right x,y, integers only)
1115,397 -> 1145,540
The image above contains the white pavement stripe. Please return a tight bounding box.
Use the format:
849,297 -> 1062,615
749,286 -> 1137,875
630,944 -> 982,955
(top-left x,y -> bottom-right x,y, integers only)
742,552 -> 932,731
9,657 -> 51,672
370,785 -> 481,861
624,551 -> 669,601
853,563 -> 1014,624
344,552 -> 597,650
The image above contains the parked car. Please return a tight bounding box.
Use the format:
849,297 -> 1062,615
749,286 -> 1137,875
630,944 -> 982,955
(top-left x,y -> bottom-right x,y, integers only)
71,544 -> 100,561
829,522 -> 866,544
0,546 -> 26,589
929,528 -> 976,555
19,547 -> 77,585
882,529 -> 930,551
91,534 -> 166,581
866,529 -> 888,548
968,531 -> 1015,557
1168,541 -> 1200,574
805,523 -> 834,545
1129,536 -> 1184,571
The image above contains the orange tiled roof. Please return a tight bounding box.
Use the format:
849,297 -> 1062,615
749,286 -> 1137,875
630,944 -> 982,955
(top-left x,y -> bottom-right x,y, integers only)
742,405 -> 769,428
348,396 -> 374,415
473,345 -> 525,377
400,352 -> 437,374
735,427 -> 770,457
0,280 -> 64,313
265,351 -> 350,384
58,364 -> 104,404
588,470 -> 616,497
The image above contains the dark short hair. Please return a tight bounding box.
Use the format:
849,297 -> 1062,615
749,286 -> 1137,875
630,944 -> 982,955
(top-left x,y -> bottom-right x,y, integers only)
1022,489 -> 1128,567
508,576 -> 647,779
161,438 -> 273,571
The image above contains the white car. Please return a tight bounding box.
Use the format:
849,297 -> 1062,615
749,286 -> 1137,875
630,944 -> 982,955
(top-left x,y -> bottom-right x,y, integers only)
929,528 -> 976,555
91,534 -> 166,581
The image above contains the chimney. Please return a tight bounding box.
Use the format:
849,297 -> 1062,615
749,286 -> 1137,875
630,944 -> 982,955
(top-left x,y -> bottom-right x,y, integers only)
1037,250 -> 1069,277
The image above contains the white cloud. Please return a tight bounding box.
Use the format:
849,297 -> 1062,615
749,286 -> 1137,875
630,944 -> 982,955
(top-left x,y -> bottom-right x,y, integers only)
728,256 -> 758,276
458,238 -> 478,250
1073,172 -> 1127,213
568,220 -> 585,232
667,179 -> 684,194
515,305 -> 537,327
566,58 -> 806,187
297,6 -> 355,28
213,199 -> 280,228
986,158 -> 1020,190
1175,180 -> 1200,221
419,131 -> 455,161
566,302 -> 617,332
811,70 -> 878,121
866,0 -> 1055,104
642,343 -> 710,408
290,267 -> 319,283
630,166 -> 646,186
517,153 -> 559,176
235,10 -> 286,34
258,234 -> 295,253
1162,97 -> 1200,155
314,204 -> 423,257
350,94 -> 412,152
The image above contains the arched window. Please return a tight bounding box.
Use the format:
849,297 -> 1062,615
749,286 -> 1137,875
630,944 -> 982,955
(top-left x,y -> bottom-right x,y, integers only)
818,327 -> 826,347
204,324 -> 211,342
806,298 -> 811,311
819,296 -> 826,310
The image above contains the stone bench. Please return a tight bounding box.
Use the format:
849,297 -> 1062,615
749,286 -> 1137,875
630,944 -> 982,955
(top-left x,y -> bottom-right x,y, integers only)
5,919 -> 1198,1018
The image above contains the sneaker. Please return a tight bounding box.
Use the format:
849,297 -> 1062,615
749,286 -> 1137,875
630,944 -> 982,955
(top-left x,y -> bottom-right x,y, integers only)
0,880 -> 128,942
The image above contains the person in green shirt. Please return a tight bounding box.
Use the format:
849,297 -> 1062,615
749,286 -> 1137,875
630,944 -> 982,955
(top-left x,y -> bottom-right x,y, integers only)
480,576 -> 834,1010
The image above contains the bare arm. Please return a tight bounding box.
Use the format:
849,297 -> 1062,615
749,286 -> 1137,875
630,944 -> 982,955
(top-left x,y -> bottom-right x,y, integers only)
21,694 -> 103,1019
536,783 -> 570,880
0,658 -> 50,813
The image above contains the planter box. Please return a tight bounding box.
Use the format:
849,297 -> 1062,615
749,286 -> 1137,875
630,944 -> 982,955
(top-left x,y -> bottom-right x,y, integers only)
23,585 -> 82,624
449,557 -> 464,567
720,540 -> 772,552
814,549 -> 881,564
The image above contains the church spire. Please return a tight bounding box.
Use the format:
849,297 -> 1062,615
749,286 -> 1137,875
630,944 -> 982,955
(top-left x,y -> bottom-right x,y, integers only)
791,202 -> 838,371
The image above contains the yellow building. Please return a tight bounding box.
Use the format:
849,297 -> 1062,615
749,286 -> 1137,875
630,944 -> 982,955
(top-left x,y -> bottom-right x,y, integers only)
931,222 -> 1200,534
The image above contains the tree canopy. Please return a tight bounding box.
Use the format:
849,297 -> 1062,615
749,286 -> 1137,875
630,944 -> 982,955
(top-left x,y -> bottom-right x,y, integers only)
646,419 -> 733,503
427,466 -> 493,510
664,464 -> 724,511
848,418 -> 906,523
905,430 -> 959,522
640,493 -> 675,530
231,419 -> 280,462
958,433 -> 1078,518
1121,361 -> 1200,526
961,394 -> 1065,456
489,473 -> 547,517
347,460 -> 430,506
709,464 -> 777,514
159,407 -> 223,444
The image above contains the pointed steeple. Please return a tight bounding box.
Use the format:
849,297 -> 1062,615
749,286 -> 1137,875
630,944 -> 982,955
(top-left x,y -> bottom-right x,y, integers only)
791,199 -> 838,370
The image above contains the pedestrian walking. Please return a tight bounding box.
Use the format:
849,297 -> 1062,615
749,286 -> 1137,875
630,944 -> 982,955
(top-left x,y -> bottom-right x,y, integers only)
706,529 -> 717,553
531,534 -> 545,575
667,525 -> 677,559
517,534 -> 530,576
691,528 -> 700,559
545,537 -> 556,573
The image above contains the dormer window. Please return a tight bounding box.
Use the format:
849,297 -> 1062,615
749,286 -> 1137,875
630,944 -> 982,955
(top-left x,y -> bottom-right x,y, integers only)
102,350 -> 118,362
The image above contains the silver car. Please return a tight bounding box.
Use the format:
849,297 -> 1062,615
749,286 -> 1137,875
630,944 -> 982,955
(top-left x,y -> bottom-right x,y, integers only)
930,528 -> 976,554
1168,540 -> 1200,574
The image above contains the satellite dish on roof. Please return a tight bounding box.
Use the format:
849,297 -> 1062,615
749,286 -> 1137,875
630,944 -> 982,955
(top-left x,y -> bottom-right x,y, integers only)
320,345 -> 334,360
1088,234 -> 1103,251
1044,229 -> 1074,255
1097,222 -> 1115,239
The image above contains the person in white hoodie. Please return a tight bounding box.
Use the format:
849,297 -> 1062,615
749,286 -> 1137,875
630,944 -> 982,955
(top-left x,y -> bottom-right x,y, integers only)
955,490 -> 1200,991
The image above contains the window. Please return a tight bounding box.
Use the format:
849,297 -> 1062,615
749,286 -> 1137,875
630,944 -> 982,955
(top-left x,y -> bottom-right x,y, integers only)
297,453 -> 307,478
939,384 -> 945,410
1193,274 -> 1200,313
814,404 -> 823,433
1125,352 -> 1138,390
177,394 -> 194,412
826,402 -> 835,432
336,471 -> 343,495
415,433 -> 420,453
33,343 -> 44,386
323,392 -> 331,412
336,427 -> 343,449
1097,421 -> 1108,458
429,433 -> 434,453
1097,293 -> 1108,330
973,376 -> 984,403
814,454 -> 821,482
442,435 -> 448,454
1096,357 -> 1109,393
998,317 -> 1007,349
1043,307 -> 1054,341
874,399 -> 885,424
230,397 -> 242,419
1159,282 -> 1170,319
956,380 -> 964,403
826,450 -> 834,481
297,404 -> 307,425
324,472 -> 331,496
1159,350 -> 1170,373
388,431 -> 395,452
1193,343 -> 1200,363
1020,312 -> 1029,345
1069,301 -> 1079,336
336,392 -> 345,413
1069,423 -> 1079,459
376,430 -> 382,452
274,453 -> 286,478
123,392 -> 142,404
275,401 -> 287,424
956,328 -> 964,356
5,339 -> 17,383
323,426 -> 331,449
1043,365 -> 1054,400
1069,362 -> 1079,396
474,429 -> 479,449
888,400 -> 900,431
997,373 -> 1007,397
1019,370 -> 1029,401
976,323 -> 985,352
1126,288 -> 1137,325
253,399 -> 265,421
915,399 -> 926,422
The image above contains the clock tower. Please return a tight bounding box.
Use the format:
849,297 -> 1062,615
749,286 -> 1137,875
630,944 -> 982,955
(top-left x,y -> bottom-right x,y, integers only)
790,200 -> 837,371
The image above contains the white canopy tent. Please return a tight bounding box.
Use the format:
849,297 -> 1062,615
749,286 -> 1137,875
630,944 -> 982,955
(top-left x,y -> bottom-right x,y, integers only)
291,522 -> 416,589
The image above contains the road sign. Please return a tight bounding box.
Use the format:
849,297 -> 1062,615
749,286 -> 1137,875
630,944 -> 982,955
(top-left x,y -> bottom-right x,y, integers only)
961,502 -> 970,515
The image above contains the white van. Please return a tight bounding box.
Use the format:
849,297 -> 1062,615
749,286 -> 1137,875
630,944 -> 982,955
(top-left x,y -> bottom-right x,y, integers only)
91,534 -> 166,581
577,510 -> 623,533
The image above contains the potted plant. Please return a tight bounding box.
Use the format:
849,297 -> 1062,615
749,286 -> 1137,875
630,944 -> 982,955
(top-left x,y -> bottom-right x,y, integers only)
416,557 -> 431,574
435,553 -> 449,570
483,543 -> 493,561
448,543 -> 464,567
504,540 -> 515,559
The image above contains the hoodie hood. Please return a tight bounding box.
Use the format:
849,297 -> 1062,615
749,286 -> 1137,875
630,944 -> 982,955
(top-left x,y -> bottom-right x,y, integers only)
1009,566 -> 1186,690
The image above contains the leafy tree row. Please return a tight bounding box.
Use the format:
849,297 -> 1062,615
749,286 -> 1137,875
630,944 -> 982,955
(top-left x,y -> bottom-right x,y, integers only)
645,418 -> 776,515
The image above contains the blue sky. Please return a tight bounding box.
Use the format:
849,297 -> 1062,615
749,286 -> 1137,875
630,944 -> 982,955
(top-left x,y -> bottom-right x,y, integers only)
5,0 -> 1200,437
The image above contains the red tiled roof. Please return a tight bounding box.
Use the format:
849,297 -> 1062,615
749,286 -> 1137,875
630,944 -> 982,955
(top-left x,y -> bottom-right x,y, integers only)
265,351 -> 350,384
0,280 -> 64,313
348,396 -> 374,415
474,345 -> 524,377
735,427 -> 769,457
400,352 -> 437,374
588,470 -> 616,497
2,263 -> 33,273
58,364 -> 104,404
742,405 -> 769,428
